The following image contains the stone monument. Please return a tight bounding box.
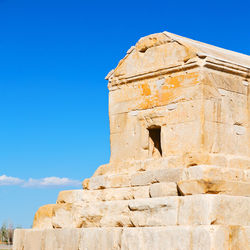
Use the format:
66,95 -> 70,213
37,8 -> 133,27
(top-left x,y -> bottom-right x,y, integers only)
13,31 -> 250,249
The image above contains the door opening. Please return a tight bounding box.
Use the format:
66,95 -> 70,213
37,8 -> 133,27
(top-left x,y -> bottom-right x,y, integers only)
148,126 -> 162,157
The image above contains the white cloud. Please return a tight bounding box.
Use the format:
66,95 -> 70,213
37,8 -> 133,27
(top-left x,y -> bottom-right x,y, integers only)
24,177 -> 81,187
0,175 -> 81,188
0,175 -> 24,186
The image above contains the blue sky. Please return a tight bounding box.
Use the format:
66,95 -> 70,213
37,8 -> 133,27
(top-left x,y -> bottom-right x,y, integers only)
0,0 -> 249,228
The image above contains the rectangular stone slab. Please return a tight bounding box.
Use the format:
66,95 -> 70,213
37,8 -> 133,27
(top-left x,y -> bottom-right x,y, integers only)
84,165 -> 248,191
13,226 -> 250,250
34,195 -> 250,228
57,183 -> 177,204
178,179 -> 250,196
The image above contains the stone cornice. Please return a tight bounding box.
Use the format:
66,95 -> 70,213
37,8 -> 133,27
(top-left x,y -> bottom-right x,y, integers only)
108,56 -> 250,90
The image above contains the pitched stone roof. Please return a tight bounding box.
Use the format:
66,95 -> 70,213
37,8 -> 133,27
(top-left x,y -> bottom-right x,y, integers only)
106,31 -> 250,86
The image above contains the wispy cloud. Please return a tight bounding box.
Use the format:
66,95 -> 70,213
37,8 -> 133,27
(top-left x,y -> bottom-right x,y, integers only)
24,177 -> 81,187
0,175 -> 81,188
0,175 -> 24,186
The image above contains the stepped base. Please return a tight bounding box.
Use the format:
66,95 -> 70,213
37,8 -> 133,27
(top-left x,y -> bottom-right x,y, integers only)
13,226 -> 250,250
33,195 -> 250,229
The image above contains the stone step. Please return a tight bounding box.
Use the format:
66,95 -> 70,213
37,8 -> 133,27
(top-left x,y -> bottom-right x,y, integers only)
83,165 -> 249,190
178,179 -> 250,196
13,225 -> 250,250
57,182 -> 178,204
34,195 -> 250,229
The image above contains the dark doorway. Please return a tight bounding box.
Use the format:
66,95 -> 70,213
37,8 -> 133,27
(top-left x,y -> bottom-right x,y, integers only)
148,126 -> 162,157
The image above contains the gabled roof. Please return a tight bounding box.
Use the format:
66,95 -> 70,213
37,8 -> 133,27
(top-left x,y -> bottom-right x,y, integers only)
106,31 -> 250,86
164,31 -> 250,68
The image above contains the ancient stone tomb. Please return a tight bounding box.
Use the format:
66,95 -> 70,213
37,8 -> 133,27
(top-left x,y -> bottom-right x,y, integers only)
14,32 -> 250,249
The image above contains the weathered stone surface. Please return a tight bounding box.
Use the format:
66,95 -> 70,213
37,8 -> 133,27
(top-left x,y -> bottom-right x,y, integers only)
14,31 -> 250,249
229,157 -> 250,170
178,195 -> 250,226
178,179 -> 250,196
33,195 -> 250,229
186,165 -> 245,181
131,168 -> 185,187
57,187 -> 150,204
149,182 -> 177,197
84,165 -> 247,191
13,226 -> 250,250
122,226 -> 239,250
13,228 -> 122,250
84,168 -> 186,190
128,197 -> 179,227
33,204 -> 73,229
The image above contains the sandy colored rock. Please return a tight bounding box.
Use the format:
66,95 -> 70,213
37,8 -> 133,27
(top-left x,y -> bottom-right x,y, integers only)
13,226 -> 250,250
130,168 -> 186,187
57,186 -> 150,204
14,31 -> 250,249
178,195 -> 250,226
178,179 -> 250,196
149,182 -> 177,197
33,195 -> 250,229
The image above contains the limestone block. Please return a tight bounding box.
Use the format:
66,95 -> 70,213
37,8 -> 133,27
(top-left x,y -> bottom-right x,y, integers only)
110,131 -> 142,162
157,155 -> 184,169
43,229 -> 81,250
191,226 -> 229,250
121,226 -> 250,250
113,35 -> 196,78
149,182 -> 177,197
13,228 -> 122,250
141,157 -> 181,172
86,175 -> 108,190
178,195 -> 250,226
97,156 -> 185,177
132,186 -> 150,199
186,165 -> 244,181
109,71 -> 203,115
203,121 -> 249,156
204,91 -> 248,126
133,100 -> 203,126
93,163 -> 111,176
110,112 -> 138,134
229,226 -> 250,250
82,178 -> 89,189
203,71 -> 248,95
35,195 -> 250,229
86,174 -> 132,190
135,33 -> 173,52
51,205 -> 76,229
87,168 -> 186,190
14,229 -> 44,250
33,203 -> 77,229
13,226 -> 250,250
109,174 -> 132,188
207,153 -> 227,167
128,197 -> 179,227
12,229 -> 25,250
121,227 -> 192,250
33,204 -> 68,229
80,184 -> 150,202
178,179 -> 250,196
131,168 -> 186,186
57,190 -> 96,203
86,174 -> 131,190
245,170 -> 250,182
229,157 -> 250,169
78,228 -> 122,250
163,100 -> 203,125
75,200 -> 132,228
162,121 -> 202,156
77,195 -> 249,228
